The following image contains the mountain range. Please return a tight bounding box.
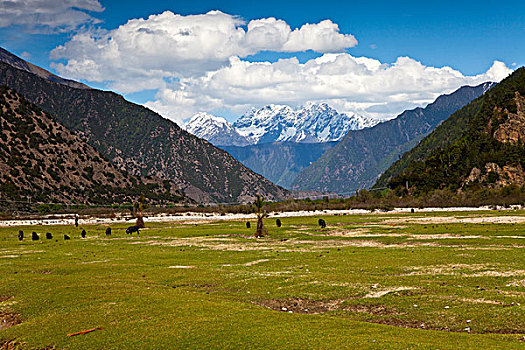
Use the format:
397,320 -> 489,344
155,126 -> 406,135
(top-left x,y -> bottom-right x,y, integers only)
185,103 -> 379,189
0,86 -> 183,204
0,48 -> 287,204
383,68 -> 525,193
185,103 -> 379,146
291,82 -> 495,194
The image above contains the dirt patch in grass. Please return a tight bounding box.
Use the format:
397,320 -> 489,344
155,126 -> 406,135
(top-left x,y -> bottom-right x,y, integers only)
459,298 -> 513,305
407,234 -> 485,240
471,270 -> 525,277
306,229 -> 406,238
508,279 -> 525,287
364,287 -> 416,298
343,304 -> 400,317
0,296 -> 12,303
0,297 -> 21,331
0,339 -> 26,350
404,263 -> 495,276
131,235 -> 455,252
222,259 -> 271,267
256,298 -> 403,318
386,215 -> 525,225
255,297 -> 345,314
0,311 -> 22,331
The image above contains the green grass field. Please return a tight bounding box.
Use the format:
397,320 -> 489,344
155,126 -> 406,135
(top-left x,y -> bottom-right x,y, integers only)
1,210 -> 524,349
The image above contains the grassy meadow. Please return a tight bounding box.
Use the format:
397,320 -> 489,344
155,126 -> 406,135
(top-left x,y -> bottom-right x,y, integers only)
0,210 -> 524,349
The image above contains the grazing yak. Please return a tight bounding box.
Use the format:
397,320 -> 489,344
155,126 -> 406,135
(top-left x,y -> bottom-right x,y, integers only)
18,230 -> 24,241
126,226 -> 140,235
105,227 -> 111,236
64,234 -> 71,240
318,219 -> 326,228
276,219 -> 282,228
246,222 -> 251,229
45,232 -> 53,240
81,229 -> 86,238
32,232 -> 39,241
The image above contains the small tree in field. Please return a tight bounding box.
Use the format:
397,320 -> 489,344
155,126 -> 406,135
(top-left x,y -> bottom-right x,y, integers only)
253,194 -> 268,237
131,194 -> 148,228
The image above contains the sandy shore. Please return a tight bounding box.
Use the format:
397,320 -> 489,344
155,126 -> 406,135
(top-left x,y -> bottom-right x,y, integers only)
0,205 -> 522,227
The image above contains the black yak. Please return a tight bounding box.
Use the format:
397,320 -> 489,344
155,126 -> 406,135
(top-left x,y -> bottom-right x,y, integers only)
276,219 -> 282,227
32,232 -> 39,241
64,234 -> 70,240
246,222 -> 251,229
81,229 -> 86,238
318,219 -> 326,228
18,230 -> 23,241
105,227 -> 111,236
45,232 -> 53,239
126,226 -> 140,235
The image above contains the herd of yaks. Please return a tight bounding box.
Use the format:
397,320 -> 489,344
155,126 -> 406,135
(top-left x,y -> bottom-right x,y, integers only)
16,225 -> 141,241
15,218 -> 328,241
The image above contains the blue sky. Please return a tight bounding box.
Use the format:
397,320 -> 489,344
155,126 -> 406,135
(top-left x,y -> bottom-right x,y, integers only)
0,0 -> 523,123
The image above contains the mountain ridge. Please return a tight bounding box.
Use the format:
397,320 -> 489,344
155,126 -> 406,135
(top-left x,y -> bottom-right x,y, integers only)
0,86 -> 184,205
291,82 -> 495,194
385,68 -> 524,193
185,103 -> 378,147
0,48 -> 287,204
234,103 -> 379,145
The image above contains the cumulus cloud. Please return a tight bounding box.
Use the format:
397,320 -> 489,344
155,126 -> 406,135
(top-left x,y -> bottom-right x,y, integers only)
0,0 -> 104,33
146,55 -> 512,124
47,9 -> 512,125
50,10 -> 357,92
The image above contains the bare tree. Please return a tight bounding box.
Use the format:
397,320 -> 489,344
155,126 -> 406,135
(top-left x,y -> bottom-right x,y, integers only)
131,194 -> 148,228
253,194 -> 268,237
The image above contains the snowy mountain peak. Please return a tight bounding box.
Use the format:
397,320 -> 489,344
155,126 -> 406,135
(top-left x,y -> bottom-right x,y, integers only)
187,112 -> 229,129
185,103 -> 380,146
234,103 -> 379,144
185,112 -> 251,147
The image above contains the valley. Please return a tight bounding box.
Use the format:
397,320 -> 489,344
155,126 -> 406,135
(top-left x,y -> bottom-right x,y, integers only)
1,209 -> 524,349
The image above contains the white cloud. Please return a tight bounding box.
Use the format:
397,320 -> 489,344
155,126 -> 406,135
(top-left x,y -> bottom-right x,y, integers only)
50,11 -> 357,92
282,20 -> 357,53
0,0 -> 104,33
47,10 -> 513,125
146,55 -> 512,124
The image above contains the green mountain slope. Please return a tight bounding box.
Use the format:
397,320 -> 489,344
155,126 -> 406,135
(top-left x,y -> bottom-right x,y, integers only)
291,83 -> 493,194
386,68 -> 525,194
0,49 -> 287,204
221,141 -> 337,188
0,86 -> 183,204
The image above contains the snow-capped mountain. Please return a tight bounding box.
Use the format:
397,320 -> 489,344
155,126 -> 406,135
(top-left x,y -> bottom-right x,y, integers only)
233,103 -> 379,144
184,112 -> 251,147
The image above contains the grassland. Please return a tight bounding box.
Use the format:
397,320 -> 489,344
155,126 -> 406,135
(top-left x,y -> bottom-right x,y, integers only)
1,210 -> 524,349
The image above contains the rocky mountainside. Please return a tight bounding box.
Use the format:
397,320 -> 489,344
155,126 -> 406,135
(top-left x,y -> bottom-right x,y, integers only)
0,86 -> 183,204
232,103 -> 378,145
0,48 -> 287,203
222,141 -> 337,188
385,68 -> 525,193
292,82 -> 495,194
185,113 -> 250,146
